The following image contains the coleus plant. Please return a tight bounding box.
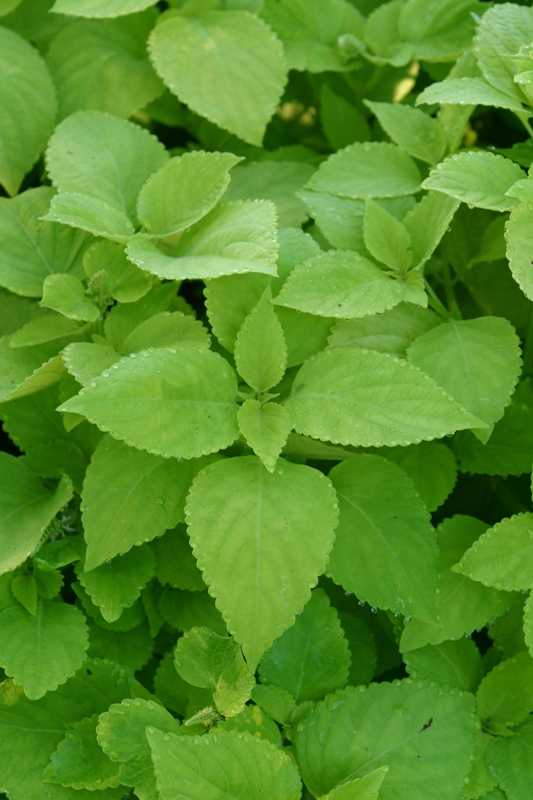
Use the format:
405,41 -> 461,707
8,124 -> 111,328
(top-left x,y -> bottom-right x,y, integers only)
2,0 -> 533,799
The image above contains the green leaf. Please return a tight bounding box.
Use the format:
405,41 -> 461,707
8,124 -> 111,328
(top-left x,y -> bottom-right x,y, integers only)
175,627 -> 255,717
43,192 -> 135,242
382,441 -> 457,512
261,0 -> 365,73
0,599 -> 88,699
404,638 -> 483,693
416,77 -> 527,113
320,83 -> 371,151
97,697 -> 182,799
327,455 -> 439,621
286,348 -> 485,448
152,523 -> 206,592
258,588 -> 350,702
422,152 -> 525,212
62,342 -> 121,387
216,703 -> 283,747
485,716 -> 533,800
74,578 -> 146,632
81,435 -> 201,570
147,728 -> 302,799
0,334 -> 70,403
234,288 -> 287,392
50,0 -> 158,17
148,10 -> 287,146
293,680 -> 477,799
523,593 -> 533,660
363,199 -> 412,273
10,315 -> 81,348
324,767 -> 389,800
122,312 -> 210,355
0,288 -> 43,337
403,191 -> 460,270
454,512 -> 533,592
398,0 -> 482,62
86,617 -> 154,671
41,274 -> 100,322
337,611 -> 377,687
461,731 -> 497,800
407,317 -> 522,442
83,240 -> 153,304
127,200 -> 279,280
42,714 -> 120,790
400,516 -> 514,652
298,190 -> 366,251
505,202 -> 533,302
365,101 -> 446,166
10,572 -> 38,615
158,585 -> 227,636
237,400 -> 291,473
305,142 -> 421,199
59,348 -> 239,460
273,250 -> 405,319
476,651 -> 533,733
0,187 -> 94,298
185,456 -> 339,669
137,150 -> 242,238
0,453 -> 72,574
0,27 -> 57,196
364,0 -> 412,67
251,683 -> 296,726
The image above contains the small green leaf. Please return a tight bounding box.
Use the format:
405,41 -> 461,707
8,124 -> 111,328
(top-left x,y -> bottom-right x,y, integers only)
363,199 -> 412,272
506,202 -> 533,302
83,240 -> 153,304
152,523 -> 206,592
10,572 -> 38,615
251,683 -> 296,726
324,767 -> 389,800
476,651 -> 533,733
403,191 -> 460,270
43,191 -> 135,242
382,441 -> 457,512
485,716 -> 533,798
62,342 -> 121,387
158,585 -> 227,636
50,0 -> 158,17
234,288 -> 287,393
404,639 -> 483,693
41,274 -> 100,322
33,560 -> 64,600
416,77 -> 527,113
216,703 -> 282,747
365,101 -> 447,166
298,190 -> 366,251
237,400 -> 291,473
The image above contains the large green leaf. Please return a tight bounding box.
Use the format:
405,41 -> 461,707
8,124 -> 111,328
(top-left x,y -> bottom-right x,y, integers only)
0,453 -> 72,574
285,348 -> 485,448
237,400 -> 291,473
0,27 -> 57,196
59,348 -> 239,460
258,588 -> 350,702
185,456 -> 338,669
485,716 -> 533,800
327,455 -> 439,622
476,651 -> 533,734
293,680 -> 477,799
148,11 -> 287,146
147,728 -> 302,799
50,0 -> 158,16
234,288 -> 287,393
403,638 -> 483,693
365,101 -> 446,166
506,201 -> 533,302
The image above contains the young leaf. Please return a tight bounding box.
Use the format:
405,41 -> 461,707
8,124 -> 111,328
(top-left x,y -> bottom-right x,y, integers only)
185,456 -> 339,669
41,274 -> 100,322
485,717 -> 533,800
59,348 -> 239,460
476,651 -> 533,733
258,588 -> 350,702
327,455 -> 439,622
403,191 -> 460,270
365,101 -> 447,166
234,288 -> 287,392
152,523 -> 206,592
237,400 -> 291,473
62,342 -> 121,387
363,199 -> 412,272
421,152 -> 524,212
175,626 -> 255,717
0,27 -> 57,196
382,441 -> 457,512
83,240 -> 153,304
0,599 -> 88,699
148,11 -> 287,146
404,638 -> 483,693
286,348 -> 485,448
147,728 -> 302,800
323,767 -> 389,800
51,0 -> 158,16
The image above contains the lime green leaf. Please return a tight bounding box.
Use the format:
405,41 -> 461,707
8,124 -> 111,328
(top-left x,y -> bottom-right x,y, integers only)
476,651 -> 533,733
258,588 -> 350,702
51,0 -> 158,17
298,190 -> 366,251
137,150 -> 242,238
62,342 -> 121,387
293,680 -> 477,799
158,585 -> 227,636
505,202 -> 533,302
0,334 -> 70,403
86,617 -> 154,671
147,728 -> 302,799
261,0 -> 364,73
122,312 -> 210,355
382,441 -> 457,512
286,348 -> 484,448
273,250 -> 405,319
0,599 -> 88,699
175,627 -> 255,717
275,305 -> 333,368
0,453 -> 72,574
216,703 -> 282,747
421,152 -> 524,212
0,27 -> 57,196
401,516 -> 514,652
324,767 -> 389,800
398,0 -> 482,62
10,572 -> 37,615
41,274 -> 99,322
83,240 -> 152,305
282,433 -> 353,462
43,714 -> 120,790
485,716 -> 533,800
403,191 -> 460,270
408,317 -> 522,442
365,101 -> 446,166
148,11 -> 287,146
126,200 -> 279,280
454,512 -> 533,592
327,455 -> 439,621
59,348 -> 239,460
404,638 -> 483,693
152,523 -> 206,592
43,191 -> 135,242
81,435 -> 200,570
306,142 -> 421,199
237,400 -> 291,473
11,315 -> 81,348
363,199 -> 412,272
186,456 -> 338,669
251,684 -> 296,725
234,288 -> 287,392
97,697 -> 182,799
416,77 -> 527,113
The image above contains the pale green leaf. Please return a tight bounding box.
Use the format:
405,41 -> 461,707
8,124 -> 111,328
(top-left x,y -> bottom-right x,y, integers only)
81,435 -> 202,570
0,336 -> 69,403
324,767 -> 389,800
0,453 -> 72,575
148,11 -> 287,146
59,348 -> 239,460
123,311 -> 209,355
506,201 -> 533,302
10,315 -> 81,348
51,0 -> 158,17
0,600 -> 88,699
399,0 -> 482,62
476,651 -> 533,733
42,191 -> 135,242
62,342 -> 121,387
137,150 -> 242,238
382,441 -> 457,512
416,77 -> 527,113
403,191 -> 460,270
282,433 -> 354,462
147,728 -> 302,799
234,288 -> 287,392
0,27 -> 57,196
237,400 -> 291,472
185,455 -> 338,669
41,274 -> 100,322
286,348 -> 484,449
306,142 -> 421,199
365,101 -> 446,166
152,523 -> 206,592
485,716 -> 533,800
258,588 -> 350,702
421,152 -> 524,212
83,240 -> 153,304
175,627 -> 255,717
293,680 -> 477,800
404,638 -> 483,692
363,199 -> 412,272
327,455 -> 439,622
